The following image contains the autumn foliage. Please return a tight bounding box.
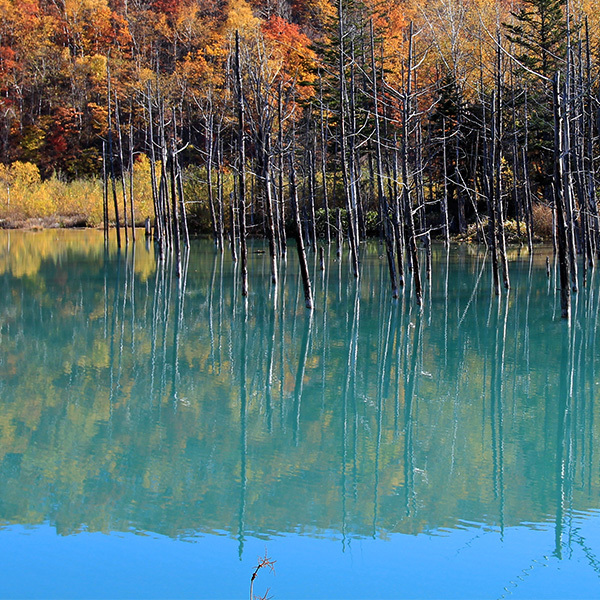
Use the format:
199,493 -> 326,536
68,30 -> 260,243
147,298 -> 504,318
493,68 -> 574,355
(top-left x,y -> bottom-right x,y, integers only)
0,0 -> 597,237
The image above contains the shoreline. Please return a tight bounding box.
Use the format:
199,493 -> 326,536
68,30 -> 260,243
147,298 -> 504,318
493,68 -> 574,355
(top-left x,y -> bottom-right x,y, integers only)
0,215 -> 91,230
0,215 -> 552,244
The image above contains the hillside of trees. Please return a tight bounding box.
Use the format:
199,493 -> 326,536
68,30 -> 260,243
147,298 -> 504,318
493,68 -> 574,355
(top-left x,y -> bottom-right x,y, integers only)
0,0 -> 598,315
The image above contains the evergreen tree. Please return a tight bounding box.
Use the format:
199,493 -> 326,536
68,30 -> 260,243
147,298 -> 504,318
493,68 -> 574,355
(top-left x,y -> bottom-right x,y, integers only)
504,0 -> 567,79
503,0 -> 569,194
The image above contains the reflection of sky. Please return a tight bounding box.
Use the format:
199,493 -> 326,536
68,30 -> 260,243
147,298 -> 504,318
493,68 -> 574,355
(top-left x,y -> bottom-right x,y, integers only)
1,513 -> 599,598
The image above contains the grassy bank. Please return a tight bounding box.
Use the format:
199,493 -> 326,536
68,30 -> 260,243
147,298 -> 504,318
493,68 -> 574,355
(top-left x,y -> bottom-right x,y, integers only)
0,159 -> 155,229
0,159 -> 556,245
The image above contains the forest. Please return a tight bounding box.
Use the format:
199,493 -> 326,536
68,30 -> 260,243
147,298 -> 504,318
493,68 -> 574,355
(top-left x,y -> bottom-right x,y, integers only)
0,0 -> 597,315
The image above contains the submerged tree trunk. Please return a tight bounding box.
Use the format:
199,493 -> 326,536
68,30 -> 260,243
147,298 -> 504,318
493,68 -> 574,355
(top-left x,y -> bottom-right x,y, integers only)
146,83 -> 163,257
553,73 -> 571,319
106,58 -> 121,249
114,92 -> 129,246
289,153 -> 313,309
128,120 -> 136,243
102,140 -> 109,247
319,73 -> 331,246
235,31 -> 248,297
337,0 -> 359,278
206,114 -> 220,250
370,20 -> 397,298
494,40 -> 510,291
402,23 -> 422,307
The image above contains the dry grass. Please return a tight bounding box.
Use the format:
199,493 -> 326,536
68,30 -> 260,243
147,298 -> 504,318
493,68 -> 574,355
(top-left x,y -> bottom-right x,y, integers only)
531,203 -> 553,240
0,158 -> 155,227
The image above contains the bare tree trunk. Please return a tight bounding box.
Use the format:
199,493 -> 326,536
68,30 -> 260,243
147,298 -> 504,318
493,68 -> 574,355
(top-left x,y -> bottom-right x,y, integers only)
158,100 -> 172,251
522,90 -> 534,254
262,148 -> 278,285
441,116 -> 450,246
336,207 -> 343,258
114,92 -> 129,246
319,72 -> 331,245
206,114 -> 220,249
483,83 -> 500,296
216,123 -> 225,253
337,0 -> 359,278
235,31 -> 248,297
169,137 -> 181,277
370,20 -> 397,298
553,73 -> 571,319
106,57 -> 121,249
289,152 -> 313,309
102,140 -> 109,247
175,151 -> 189,248
392,134 -> 405,286
146,83 -> 163,257
230,193 -> 238,263
128,119 -> 136,242
584,20 -> 598,263
561,50 -> 578,294
277,82 -> 287,259
402,23 -> 422,307
494,39 -> 510,290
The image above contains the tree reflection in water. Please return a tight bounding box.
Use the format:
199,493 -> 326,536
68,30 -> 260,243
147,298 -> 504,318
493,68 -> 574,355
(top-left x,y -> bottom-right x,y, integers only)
0,232 -> 599,572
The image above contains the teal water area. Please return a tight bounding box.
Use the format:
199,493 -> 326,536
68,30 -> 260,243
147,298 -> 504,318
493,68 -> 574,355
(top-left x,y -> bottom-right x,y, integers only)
1,230 -> 599,598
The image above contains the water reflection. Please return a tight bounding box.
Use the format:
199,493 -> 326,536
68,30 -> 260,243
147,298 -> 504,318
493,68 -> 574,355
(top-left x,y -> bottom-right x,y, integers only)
0,232 -> 599,565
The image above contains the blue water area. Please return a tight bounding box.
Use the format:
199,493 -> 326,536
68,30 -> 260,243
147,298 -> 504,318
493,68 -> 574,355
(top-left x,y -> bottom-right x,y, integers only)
0,230 -> 599,598
2,516 -> 600,598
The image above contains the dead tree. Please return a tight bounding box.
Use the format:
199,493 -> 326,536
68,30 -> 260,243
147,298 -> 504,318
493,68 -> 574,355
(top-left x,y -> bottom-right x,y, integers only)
400,23 -> 422,306
370,20 -> 398,298
337,0 -> 360,278
494,38 -> 510,291
289,152 -> 314,309
553,72 -> 571,319
114,91 -> 129,246
234,30 -> 249,297
106,57 -> 121,249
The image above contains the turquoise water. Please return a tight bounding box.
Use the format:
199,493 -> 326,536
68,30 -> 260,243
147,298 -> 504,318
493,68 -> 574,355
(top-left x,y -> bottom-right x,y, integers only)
1,230 -> 599,598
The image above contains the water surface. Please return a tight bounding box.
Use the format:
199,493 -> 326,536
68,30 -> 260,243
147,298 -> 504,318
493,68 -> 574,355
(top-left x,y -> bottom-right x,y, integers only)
0,230 -> 599,598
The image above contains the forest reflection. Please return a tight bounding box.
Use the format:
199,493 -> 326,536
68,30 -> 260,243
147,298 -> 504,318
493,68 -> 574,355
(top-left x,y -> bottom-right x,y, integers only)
0,231 -> 599,562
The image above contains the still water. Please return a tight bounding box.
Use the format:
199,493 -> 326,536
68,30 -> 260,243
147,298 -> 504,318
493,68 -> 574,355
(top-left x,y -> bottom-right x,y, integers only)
1,230 -> 599,599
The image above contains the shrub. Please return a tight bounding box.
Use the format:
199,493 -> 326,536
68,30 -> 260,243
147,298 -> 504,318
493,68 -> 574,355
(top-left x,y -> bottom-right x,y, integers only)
0,156 -> 156,227
532,202 -> 553,240
0,162 -> 43,219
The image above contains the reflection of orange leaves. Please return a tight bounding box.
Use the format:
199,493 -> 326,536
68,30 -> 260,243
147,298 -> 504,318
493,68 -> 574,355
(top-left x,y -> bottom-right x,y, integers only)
11,252 -> 41,278
1,355 -> 17,376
